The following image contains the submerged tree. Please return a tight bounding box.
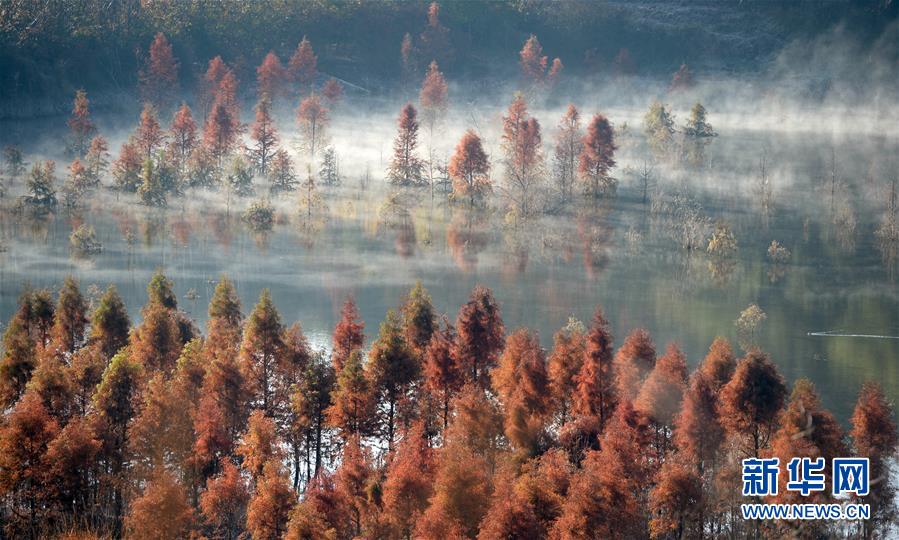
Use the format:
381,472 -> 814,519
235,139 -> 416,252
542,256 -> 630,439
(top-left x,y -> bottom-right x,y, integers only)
268,149 -> 298,194
25,160 -> 59,209
319,147 -> 341,186
449,129 -> 490,207
249,95 -> 279,176
67,90 -> 96,157
419,61 -> 448,138
501,94 -> 543,218
169,103 -> 197,178
296,94 -> 328,159
644,100 -> 676,158
682,102 -> 716,166
552,104 -> 582,203
579,113 -> 617,198
387,103 -> 424,186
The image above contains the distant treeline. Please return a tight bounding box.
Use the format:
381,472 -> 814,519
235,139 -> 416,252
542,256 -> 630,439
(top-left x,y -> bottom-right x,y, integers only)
1,0 -> 895,111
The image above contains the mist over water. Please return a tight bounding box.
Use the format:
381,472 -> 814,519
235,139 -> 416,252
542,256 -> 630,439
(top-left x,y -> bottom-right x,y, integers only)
1,97 -> 897,426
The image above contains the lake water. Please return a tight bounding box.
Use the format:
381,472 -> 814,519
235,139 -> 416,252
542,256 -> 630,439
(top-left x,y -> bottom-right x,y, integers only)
0,118 -> 896,424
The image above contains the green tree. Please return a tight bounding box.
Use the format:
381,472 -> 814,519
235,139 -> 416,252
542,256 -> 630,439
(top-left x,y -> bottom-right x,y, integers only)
368,309 -> 419,450
90,285 -> 131,358
240,289 -> 285,414
644,100 -> 676,158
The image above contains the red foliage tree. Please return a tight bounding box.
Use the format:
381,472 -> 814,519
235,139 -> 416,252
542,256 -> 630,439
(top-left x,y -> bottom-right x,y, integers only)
68,89 -> 96,156
200,459 -> 250,540
850,382 -> 898,537
547,318 -> 585,424
719,350 -> 786,457
420,2 -> 452,67
613,328 -> 656,402
89,285 -> 130,358
478,467 -> 543,540
331,297 -> 364,373
423,317 -> 462,431
136,102 -> 165,159
382,421 -> 434,538
673,373 -> 725,476
579,113 -> 617,197
492,328 -> 551,455
453,285 -> 505,387
699,336 -> 736,392
770,380 -> 844,507
296,93 -> 328,158
124,470 -> 194,540
289,36 -> 317,95
327,349 -> 375,440
204,98 -> 240,164
200,56 -> 229,119
335,436 -> 374,536
256,50 -> 287,100
0,392 -> 59,537
169,102 -> 198,175
48,276 -> 88,357
417,437 -> 490,538
520,34 -> 547,83
501,94 -> 543,217
240,289 -> 286,415
140,32 -> 180,110
0,315 -> 37,408
237,410 -> 285,481
553,104 -> 582,201
636,342 -> 688,462
419,60 -> 448,135
649,458 -> 704,539
552,443 -> 643,539
669,63 -> 693,92
322,77 -> 343,105
246,461 -> 295,540
42,415 -> 101,519
448,129 -> 490,206
573,307 -> 616,429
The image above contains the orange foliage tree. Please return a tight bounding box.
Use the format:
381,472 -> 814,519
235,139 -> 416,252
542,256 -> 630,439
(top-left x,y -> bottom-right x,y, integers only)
453,285 -> 504,387
579,113 -> 617,197
448,129 -> 490,206
67,90 -> 96,157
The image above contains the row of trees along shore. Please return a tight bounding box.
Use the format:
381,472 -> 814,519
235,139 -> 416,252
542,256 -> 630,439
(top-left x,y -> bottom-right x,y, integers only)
0,273 -> 895,539
5,8 -> 714,222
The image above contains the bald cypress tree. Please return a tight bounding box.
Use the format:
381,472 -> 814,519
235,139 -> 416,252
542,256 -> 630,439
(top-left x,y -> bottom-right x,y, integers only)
240,289 -> 285,415
49,277 -> 88,357
368,309 -> 418,451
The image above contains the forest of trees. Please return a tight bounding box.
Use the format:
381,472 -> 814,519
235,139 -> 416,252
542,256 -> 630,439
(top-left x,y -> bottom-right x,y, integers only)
1,3 -> 898,539
4,16 -> 719,227
4,0 -> 894,111
0,273 -> 895,539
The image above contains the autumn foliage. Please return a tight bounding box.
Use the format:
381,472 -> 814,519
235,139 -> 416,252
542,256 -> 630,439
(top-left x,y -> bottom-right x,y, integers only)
0,271 -> 893,540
